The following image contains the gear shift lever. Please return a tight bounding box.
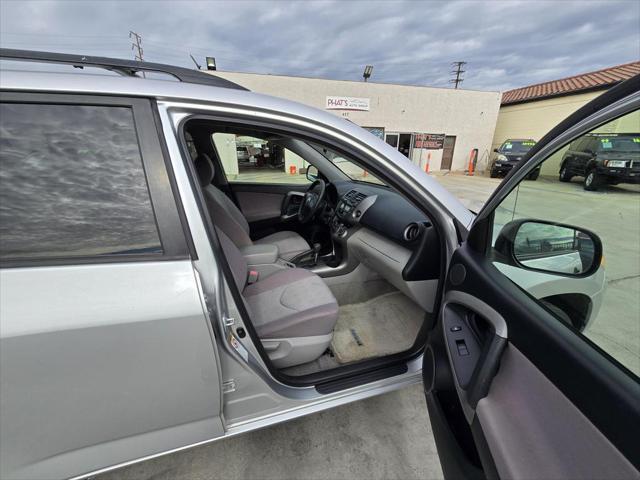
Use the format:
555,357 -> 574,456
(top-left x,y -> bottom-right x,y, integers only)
289,242 -> 322,267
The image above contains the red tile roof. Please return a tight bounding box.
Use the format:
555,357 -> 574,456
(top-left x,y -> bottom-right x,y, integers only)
501,61 -> 640,105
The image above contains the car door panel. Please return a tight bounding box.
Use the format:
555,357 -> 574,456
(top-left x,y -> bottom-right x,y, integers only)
426,240 -> 640,479
235,189 -> 284,223
426,78 -> 640,478
477,344 -> 636,480
229,182 -> 308,237
0,261 -> 224,480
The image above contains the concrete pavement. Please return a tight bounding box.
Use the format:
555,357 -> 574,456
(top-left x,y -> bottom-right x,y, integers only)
98,384 -> 443,480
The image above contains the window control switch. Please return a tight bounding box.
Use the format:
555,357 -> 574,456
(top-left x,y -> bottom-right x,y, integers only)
456,339 -> 469,356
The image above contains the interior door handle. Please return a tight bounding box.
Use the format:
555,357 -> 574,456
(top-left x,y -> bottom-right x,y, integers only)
442,291 -> 508,410
467,331 -> 506,408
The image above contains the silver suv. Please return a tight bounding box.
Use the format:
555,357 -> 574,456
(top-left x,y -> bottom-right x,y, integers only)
1,50 -> 638,480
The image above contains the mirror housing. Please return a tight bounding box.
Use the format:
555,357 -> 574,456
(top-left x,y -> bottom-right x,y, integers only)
493,148 -> 500,153
494,219 -> 602,277
306,165 -> 319,182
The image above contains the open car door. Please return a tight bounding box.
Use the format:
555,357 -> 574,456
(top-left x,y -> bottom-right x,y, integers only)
424,76 -> 640,479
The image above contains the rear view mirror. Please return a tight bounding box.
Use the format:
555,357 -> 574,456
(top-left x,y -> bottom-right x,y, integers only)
306,165 -> 319,181
494,219 -> 602,276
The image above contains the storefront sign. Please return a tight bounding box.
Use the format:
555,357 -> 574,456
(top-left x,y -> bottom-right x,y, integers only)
326,96 -> 370,111
414,133 -> 445,149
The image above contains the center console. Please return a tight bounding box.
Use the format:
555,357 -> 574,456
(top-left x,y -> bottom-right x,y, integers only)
331,189 -> 377,238
240,244 -> 293,278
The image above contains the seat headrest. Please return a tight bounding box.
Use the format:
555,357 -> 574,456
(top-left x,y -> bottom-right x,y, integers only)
194,153 -> 215,187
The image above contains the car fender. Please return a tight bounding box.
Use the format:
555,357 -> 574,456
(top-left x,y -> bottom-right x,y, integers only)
493,262 -> 606,329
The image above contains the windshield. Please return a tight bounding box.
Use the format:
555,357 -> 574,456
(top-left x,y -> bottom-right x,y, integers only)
310,143 -> 387,185
500,140 -> 536,154
595,136 -> 640,153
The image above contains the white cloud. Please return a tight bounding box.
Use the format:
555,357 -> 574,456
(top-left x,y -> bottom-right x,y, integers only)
0,0 -> 638,91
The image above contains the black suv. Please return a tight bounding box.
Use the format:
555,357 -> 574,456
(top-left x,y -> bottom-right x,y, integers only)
559,133 -> 640,191
490,138 -> 539,180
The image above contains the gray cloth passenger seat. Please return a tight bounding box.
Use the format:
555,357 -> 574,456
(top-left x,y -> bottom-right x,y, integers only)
216,228 -> 339,368
194,153 -> 310,260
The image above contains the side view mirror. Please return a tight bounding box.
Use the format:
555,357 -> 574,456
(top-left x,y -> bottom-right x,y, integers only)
493,148 -> 500,153
306,165 -> 319,182
494,219 -> 602,276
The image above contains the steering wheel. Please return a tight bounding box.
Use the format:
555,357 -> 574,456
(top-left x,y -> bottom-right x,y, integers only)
298,179 -> 326,224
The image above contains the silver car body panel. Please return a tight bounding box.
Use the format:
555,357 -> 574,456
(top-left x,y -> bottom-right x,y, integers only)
0,261 -> 225,480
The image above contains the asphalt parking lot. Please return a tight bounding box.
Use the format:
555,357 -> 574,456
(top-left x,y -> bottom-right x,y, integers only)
99,173 -> 639,480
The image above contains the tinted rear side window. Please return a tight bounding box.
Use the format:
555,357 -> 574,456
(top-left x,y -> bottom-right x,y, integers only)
0,103 -> 162,261
570,138 -> 588,152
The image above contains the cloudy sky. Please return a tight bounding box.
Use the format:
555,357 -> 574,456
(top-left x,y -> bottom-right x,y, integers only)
1,0 -> 638,92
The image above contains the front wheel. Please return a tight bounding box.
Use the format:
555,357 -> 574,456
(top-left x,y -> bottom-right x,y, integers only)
489,168 -> 499,178
559,166 -> 572,182
584,169 -> 601,191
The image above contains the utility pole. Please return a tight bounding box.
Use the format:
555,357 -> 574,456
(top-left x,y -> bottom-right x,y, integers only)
449,61 -> 466,89
189,54 -> 202,70
129,30 -> 145,77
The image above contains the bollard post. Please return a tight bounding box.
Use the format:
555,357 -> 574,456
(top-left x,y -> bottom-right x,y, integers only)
467,149 -> 478,176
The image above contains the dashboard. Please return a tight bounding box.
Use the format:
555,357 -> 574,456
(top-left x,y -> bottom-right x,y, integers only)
323,181 -> 442,306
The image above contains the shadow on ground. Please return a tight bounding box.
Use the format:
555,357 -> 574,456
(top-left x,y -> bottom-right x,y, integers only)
98,384 -> 443,480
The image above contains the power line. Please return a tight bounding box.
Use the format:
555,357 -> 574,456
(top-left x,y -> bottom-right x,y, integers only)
449,61 -> 466,89
1,32 -> 467,87
2,32 -> 456,71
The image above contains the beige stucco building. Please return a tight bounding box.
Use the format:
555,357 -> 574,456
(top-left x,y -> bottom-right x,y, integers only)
210,71 -> 502,173
492,62 -> 640,176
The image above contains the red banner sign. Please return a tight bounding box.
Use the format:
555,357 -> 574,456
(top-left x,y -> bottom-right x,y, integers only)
415,133 -> 445,149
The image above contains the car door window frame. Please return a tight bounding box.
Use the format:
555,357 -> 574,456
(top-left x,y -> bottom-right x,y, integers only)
0,92 -> 190,267
458,86 -> 640,468
172,109 -> 452,390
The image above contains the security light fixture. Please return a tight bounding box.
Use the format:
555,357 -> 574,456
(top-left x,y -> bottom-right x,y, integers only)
363,65 -> 373,82
206,57 -> 217,71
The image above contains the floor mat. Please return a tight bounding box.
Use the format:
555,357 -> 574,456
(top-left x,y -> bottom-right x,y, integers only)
330,291 -> 425,364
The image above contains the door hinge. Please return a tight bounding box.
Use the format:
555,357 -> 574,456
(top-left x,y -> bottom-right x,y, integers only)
222,379 -> 236,394
223,315 -> 235,327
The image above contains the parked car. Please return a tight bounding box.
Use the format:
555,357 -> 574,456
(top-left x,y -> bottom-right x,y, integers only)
490,138 -> 540,179
236,145 -> 250,161
559,132 -> 640,190
0,49 -> 638,480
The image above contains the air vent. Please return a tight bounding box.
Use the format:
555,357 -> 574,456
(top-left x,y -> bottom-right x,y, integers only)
344,190 -> 367,205
403,223 -> 421,242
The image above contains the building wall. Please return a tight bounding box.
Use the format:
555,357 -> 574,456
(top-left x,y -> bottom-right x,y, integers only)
491,91 -> 605,175
212,71 -> 502,172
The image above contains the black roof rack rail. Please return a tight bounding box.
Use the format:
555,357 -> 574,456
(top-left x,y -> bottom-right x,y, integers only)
0,48 -> 248,91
